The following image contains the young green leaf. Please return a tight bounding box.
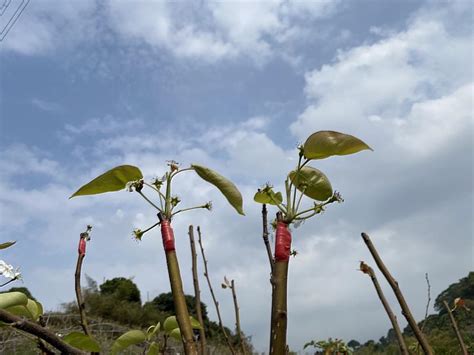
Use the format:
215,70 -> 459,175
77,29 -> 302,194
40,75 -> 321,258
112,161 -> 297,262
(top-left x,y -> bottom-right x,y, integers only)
254,189 -> 283,205
146,321 -> 161,340
0,241 -> 16,250
6,299 -> 43,320
111,330 -> 147,355
191,164 -> 245,215
169,328 -> 182,341
147,342 -> 160,355
4,305 -> 33,319
32,300 -> 43,320
70,165 -> 143,198
190,316 -> 203,330
0,292 -> 28,309
63,332 -> 101,352
289,166 -> 333,201
163,316 -> 179,333
25,299 -> 42,320
303,131 -> 372,160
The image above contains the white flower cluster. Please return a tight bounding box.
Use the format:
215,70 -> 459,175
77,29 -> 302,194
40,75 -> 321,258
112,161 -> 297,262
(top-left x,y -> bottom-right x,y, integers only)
0,260 -> 21,280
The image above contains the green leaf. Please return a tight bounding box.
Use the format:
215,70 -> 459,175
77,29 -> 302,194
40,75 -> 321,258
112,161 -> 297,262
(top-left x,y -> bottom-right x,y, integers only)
63,332 -> 101,352
6,298 -> 43,320
163,316 -> 179,333
146,321 -> 161,340
6,299 -> 43,320
33,300 -> 43,319
70,165 -> 143,198
0,241 -> 16,250
147,342 -> 160,355
0,292 -> 28,309
169,328 -> 182,341
303,131 -> 372,160
253,189 -> 283,205
4,305 -> 33,319
191,164 -> 245,215
26,299 -> 43,320
111,330 -> 146,355
289,166 -> 333,201
190,316 -> 203,330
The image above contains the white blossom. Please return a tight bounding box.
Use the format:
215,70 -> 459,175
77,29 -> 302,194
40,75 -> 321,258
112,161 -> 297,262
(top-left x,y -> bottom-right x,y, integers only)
0,260 -> 21,280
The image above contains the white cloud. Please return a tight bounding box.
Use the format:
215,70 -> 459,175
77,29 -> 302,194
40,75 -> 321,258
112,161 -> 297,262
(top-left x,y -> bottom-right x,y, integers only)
3,94 -> 471,352
31,98 -> 62,112
63,115 -> 144,136
1,1 -> 472,353
291,9 -> 473,162
1,0 -> 98,55
109,0 -> 336,63
0,144 -> 60,178
395,83 -> 473,157
241,116 -> 269,130
3,0 -> 338,63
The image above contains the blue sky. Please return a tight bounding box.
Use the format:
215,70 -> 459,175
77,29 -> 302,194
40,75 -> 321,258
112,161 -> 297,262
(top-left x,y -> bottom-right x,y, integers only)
0,0 -> 472,352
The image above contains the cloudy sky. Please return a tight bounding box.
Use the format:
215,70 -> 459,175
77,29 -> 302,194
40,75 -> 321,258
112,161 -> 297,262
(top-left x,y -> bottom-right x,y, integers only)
0,0 -> 472,352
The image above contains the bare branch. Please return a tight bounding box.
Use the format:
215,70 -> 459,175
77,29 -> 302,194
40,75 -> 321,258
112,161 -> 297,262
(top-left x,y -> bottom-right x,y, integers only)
230,280 -> 247,355
189,225 -> 207,354
0,309 -> 86,355
361,232 -> 433,355
417,273 -> 432,354
359,261 -> 409,355
443,300 -> 468,355
197,226 -> 236,355
262,204 -> 274,271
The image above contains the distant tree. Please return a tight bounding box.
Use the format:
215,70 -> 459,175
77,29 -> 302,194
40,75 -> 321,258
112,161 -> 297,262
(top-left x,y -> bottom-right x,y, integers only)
150,292 -> 208,321
84,274 -> 98,292
348,339 -> 360,349
99,277 -> 141,303
363,340 -> 375,347
4,287 -> 35,300
434,272 -> 473,313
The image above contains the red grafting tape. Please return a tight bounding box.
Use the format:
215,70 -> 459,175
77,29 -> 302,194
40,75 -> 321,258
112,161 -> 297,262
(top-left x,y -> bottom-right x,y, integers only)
78,238 -> 86,256
275,221 -> 291,262
160,220 -> 176,252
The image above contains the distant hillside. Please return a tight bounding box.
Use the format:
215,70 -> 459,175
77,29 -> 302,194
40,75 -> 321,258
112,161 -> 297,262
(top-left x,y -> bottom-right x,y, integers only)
1,276 -> 254,354
353,272 -> 473,354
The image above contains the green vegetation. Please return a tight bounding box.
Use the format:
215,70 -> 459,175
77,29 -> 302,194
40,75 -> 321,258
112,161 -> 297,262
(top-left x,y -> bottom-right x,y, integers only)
70,162 -> 245,354
2,286 -> 35,300
254,130 -> 372,354
352,272 -> 473,354
61,277 -> 253,351
305,337 -> 353,354
100,277 -> 142,304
